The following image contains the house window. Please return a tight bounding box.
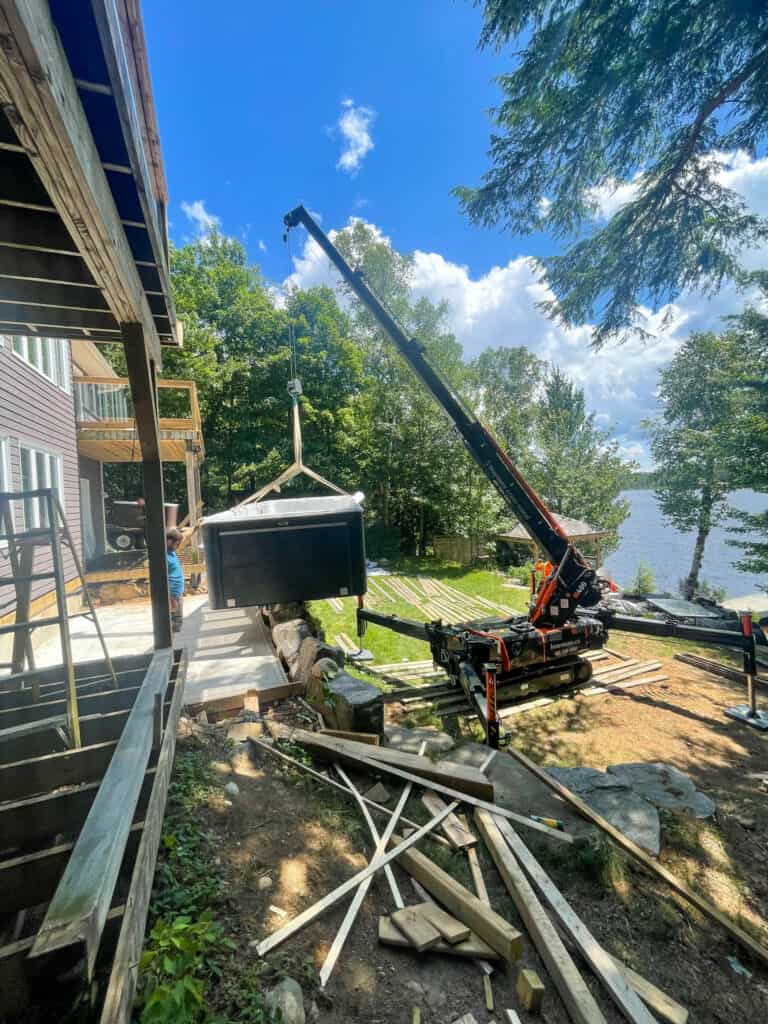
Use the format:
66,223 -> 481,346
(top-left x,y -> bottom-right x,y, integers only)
11,336 -> 72,393
19,445 -> 64,529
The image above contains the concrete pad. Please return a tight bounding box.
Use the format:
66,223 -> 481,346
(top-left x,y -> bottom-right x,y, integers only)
384,724 -> 455,754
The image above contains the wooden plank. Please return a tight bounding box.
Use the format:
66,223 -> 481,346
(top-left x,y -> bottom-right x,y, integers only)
582,674 -> 667,699
0,768 -> 155,848
483,973 -> 494,1011
267,723 -> 572,843
421,791 -> 476,849
608,957 -> 688,1024
0,684 -> 141,728
0,0 -> 159,356
503,744 -> 768,969
335,765 -> 401,908
98,650 -> 188,1024
457,813 -> 491,907
0,739 -> 117,802
320,728 -> 381,746
0,823 -> 143,917
391,906 -> 441,952
492,815 -> 659,1024
253,799 -> 458,957
674,652 -> 767,687
386,834 -> 524,962
415,901 -> 471,944
474,810 -> 607,1024
31,649 -> 173,977
377,916 -> 499,959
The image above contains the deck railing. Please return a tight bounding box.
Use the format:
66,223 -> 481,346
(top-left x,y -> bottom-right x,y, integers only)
73,376 -> 203,445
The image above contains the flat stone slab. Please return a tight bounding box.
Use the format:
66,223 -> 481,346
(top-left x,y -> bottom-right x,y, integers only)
384,724 -> 455,754
606,762 -> 716,818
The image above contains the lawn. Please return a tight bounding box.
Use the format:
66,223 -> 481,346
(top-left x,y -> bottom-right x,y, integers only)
307,557 -> 530,668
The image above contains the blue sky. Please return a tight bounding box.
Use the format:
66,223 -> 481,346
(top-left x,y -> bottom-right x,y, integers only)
144,1 -> 768,467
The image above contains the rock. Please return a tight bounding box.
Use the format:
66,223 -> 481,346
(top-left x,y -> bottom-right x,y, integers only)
257,875 -> 273,891
363,782 -> 391,804
305,670 -> 383,735
310,657 -> 342,682
548,766 -> 630,795
195,709 -> 209,725
308,1000 -> 320,1024
265,977 -> 305,1024
384,724 -> 455,754
273,618 -> 313,668
224,781 -> 240,798
291,636 -> 345,683
583,788 -> 661,855
268,602 -> 309,627
607,762 -> 716,818
226,720 -> 263,743
177,716 -> 202,742
736,816 -> 756,830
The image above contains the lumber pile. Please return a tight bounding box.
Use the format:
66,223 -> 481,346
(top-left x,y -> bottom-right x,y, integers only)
252,721 -> 708,1023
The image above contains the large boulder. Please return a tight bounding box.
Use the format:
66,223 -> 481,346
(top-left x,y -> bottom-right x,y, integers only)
265,977 -> 305,1024
290,635 -> 345,682
272,618 -> 313,669
268,602 -> 309,627
307,669 -> 383,735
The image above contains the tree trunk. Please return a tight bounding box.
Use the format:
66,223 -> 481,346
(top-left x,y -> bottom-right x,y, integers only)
683,475 -> 714,599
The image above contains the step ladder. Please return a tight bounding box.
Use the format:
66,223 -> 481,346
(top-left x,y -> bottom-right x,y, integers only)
0,487 -> 117,749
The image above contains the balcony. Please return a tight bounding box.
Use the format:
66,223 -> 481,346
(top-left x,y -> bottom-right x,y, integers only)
74,376 -> 204,464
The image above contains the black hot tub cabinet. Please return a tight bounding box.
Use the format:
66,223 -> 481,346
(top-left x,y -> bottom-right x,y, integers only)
203,495 -> 367,608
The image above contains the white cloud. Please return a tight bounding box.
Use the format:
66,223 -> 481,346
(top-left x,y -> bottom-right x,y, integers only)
258,239 -> 267,252
285,151 -> 768,466
181,199 -> 220,236
335,98 -> 375,175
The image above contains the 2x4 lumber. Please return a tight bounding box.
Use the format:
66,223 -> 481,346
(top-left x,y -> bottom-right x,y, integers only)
267,722 -> 494,801
0,0 -> 159,358
251,738 -> 451,849
503,744 -> 768,969
0,738 -> 117,803
474,810 -> 607,1024
416,901 -> 471,944
320,728 -> 380,746
98,650 -> 188,1024
254,799 -> 458,957
387,833 -> 523,962
267,723 -> 571,843
0,767 -> 155,848
0,666 -> 147,711
457,813 -> 491,907
319,748 -> 425,987
0,684 -> 141,729
31,649 -> 173,977
421,791 -> 477,849
491,815 -> 658,1024
335,764 -> 401,908
123,327 -> 171,649
377,915 -> 499,959
0,823 -> 143,917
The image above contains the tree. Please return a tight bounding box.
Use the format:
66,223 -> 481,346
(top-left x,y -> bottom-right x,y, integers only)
647,332 -> 736,598
456,1 -> 768,346
468,346 -> 542,467
529,367 -> 630,556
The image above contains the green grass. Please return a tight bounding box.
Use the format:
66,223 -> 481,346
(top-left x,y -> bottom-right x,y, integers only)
308,557 -> 529,671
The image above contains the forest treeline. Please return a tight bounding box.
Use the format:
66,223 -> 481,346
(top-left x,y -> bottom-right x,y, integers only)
143,223 -> 630,559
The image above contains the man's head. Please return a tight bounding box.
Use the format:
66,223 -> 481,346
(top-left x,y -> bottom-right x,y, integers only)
166,527 -> 182,551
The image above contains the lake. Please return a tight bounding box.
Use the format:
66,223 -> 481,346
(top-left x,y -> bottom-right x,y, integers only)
602,489 -> 767,600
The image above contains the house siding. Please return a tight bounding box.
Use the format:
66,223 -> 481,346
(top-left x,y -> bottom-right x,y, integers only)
78,455 -> 106,559
0,336 -> 81,620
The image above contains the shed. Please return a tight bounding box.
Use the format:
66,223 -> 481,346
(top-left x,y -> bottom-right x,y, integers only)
496,514 -> 609,569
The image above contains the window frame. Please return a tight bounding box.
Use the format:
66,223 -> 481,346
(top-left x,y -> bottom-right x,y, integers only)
19,443 -> 65,530
9,335 -> 72,394
0,437 -> 11,549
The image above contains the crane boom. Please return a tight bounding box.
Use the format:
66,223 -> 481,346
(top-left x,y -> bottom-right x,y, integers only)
284,204 -> 603,620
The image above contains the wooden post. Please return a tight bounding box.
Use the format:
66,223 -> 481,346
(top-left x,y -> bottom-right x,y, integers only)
122,326 -> 171,650
184,442 -> 202,587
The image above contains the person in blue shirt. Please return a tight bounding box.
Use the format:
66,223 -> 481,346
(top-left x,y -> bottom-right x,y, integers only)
166,528 -> 185,632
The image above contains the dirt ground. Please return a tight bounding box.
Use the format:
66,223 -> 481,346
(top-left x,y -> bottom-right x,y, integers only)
191,640 -> 768,1024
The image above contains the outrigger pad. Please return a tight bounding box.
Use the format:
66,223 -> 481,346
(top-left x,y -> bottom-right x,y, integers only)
725,705 -> 768,731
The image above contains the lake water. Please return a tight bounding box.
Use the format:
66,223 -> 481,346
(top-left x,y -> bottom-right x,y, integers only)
602,489 -> 767,599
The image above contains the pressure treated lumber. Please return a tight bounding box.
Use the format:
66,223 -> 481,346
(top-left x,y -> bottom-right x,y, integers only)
493,815 -> 659,1024
267,722 -> 572,843
31,649 -> 174,977
517,969 -> 545,1012
0,684 -> 142,729
416,901 -> 470,944
267,722 -> 494,800
251,738 -> 451,848
503,745 -> 768,969
335,765 -> 401,907
378,916 -> 499,959
675,652 -> 767,688
98,651 -> 191,1024
320,728 -> 381,745
607,958 -> 688,1024
387,834 -> 523,962
475,810 -> 606,1024
421,791 -> 476,849
457,813 -> 491,907
391,906 -> 441,951
254,799 -> 458,956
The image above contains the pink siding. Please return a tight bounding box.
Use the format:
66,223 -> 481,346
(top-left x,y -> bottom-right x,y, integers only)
0,337 -> 81,619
